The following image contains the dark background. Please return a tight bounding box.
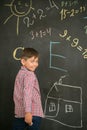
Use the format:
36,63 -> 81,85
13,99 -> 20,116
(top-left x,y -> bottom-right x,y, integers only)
0,0 -> 87,130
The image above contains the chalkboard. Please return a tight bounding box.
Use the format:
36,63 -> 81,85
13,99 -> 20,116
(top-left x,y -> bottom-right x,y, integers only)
0,0 -> 87,130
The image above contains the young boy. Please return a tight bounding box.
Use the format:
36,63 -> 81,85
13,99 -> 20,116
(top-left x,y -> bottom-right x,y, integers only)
13,48 -> 44,130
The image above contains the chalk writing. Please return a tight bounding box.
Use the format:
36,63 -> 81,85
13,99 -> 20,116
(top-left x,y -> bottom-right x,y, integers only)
30,28 -> 51,40
84,17 -> 87,34
3,0 -> 59,35
37,9 -> 47,20
59,29 -> 87,59
60,6 -> 86,20
82,49 -> 87,59
23,0 -> 58,27
61,0 -> 79,7
44,75 -> 82,128
84,25 -> 87,34
23,16 -> 34,28
48,0 -> 59,10
13,46 -> 24,60
23,9 -> 46,28
22,0 -> 65,28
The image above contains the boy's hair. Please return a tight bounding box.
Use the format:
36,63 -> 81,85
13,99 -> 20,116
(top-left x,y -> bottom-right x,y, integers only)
21,48 -> 39,59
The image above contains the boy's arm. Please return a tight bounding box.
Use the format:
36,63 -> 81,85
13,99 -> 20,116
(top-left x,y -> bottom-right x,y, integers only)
23,73 -> 34,125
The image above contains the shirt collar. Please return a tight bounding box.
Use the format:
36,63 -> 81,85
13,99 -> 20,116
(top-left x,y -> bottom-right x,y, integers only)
21,66 -> 30,71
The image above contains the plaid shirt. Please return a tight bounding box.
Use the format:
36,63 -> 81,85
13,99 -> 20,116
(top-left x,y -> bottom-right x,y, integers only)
13,66 -> 44,118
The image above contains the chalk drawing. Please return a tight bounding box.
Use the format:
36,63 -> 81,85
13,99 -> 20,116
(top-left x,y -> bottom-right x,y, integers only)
3,0 -> 34,35
44,75 -> 82,128
49,41 -> 67,72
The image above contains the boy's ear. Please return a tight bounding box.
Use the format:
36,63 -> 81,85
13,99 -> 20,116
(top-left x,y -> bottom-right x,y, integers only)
21,59 -> 25,66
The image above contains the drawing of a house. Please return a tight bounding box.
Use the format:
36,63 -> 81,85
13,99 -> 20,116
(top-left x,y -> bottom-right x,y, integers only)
44,76 -> 82,128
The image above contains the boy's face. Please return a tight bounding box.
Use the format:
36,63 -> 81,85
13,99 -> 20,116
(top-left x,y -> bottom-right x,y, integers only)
21,56 -> 39,71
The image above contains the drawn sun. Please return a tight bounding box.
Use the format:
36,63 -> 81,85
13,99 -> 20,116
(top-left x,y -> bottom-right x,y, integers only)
4,0 -> 34,35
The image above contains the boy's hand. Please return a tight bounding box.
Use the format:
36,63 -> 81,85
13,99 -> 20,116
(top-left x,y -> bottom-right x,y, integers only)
25,112 -> 32,125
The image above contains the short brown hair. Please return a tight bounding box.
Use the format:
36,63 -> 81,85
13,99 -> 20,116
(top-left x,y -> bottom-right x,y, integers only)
21,48 -> 39,60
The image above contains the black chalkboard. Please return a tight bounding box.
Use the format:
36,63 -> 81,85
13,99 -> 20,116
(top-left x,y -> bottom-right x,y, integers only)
0,0 -> 87,130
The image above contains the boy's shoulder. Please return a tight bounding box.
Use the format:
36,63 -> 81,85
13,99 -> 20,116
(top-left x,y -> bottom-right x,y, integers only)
20,66 -> 35,76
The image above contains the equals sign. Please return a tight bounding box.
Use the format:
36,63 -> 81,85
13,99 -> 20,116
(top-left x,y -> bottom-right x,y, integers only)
77,46 -> 83,51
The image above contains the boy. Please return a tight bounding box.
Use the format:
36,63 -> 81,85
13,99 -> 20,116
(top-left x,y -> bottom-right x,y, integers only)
13,48 -> 44,130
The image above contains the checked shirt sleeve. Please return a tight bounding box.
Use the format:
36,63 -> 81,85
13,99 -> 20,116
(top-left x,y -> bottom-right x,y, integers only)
23,72 -> 34,113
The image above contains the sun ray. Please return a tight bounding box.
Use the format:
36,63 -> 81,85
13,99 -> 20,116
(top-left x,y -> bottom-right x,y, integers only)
4,4 -> 12,7
4,14 -> 13,24
17,17 -> 19,35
